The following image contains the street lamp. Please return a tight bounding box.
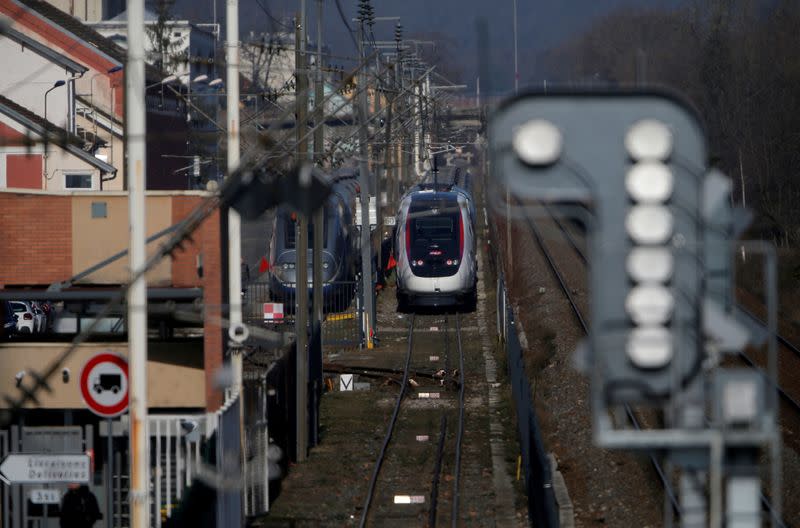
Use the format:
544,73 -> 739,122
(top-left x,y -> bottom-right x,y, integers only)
43,79 -> 66,181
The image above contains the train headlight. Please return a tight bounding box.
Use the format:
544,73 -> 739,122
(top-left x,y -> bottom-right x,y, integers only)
626,326 -> 672,369
512,120 -> 562,166
323,262 -> 329,269
282,263 -> 289,270
624,119 -> 673,161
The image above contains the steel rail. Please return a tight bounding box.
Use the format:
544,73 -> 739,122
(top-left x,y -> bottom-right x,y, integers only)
549,209 -> 800,413
546,206 -> 793,526
521,204 -> 682,515
358,313 -> 416,528
451,312 -> 466,527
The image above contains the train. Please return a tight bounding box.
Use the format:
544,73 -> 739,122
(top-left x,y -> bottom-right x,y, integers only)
268,169 -> 362,312
394,176 -> 478,311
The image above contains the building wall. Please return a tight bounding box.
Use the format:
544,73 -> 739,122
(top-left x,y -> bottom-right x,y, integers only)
71,195 -> 173,285
171,197 -> 224,409
0,190 -> 224,411
0,191 -> 217,288
0,341 -> 205,409
0,192 -> 72,286
0,116 -> 109,191
0,36 -> 71,129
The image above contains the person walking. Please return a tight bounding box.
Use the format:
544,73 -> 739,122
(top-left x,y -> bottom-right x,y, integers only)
59,483 -> 102,528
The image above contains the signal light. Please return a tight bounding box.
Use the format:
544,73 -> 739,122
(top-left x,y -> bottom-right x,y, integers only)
512,119 -> 562,166
626,247 -> 673,282
624,119 -> 673,161
626,327 -> 673,369
625,285 -> 674,325
625,205 -> 673,244
625,162 -> 674,202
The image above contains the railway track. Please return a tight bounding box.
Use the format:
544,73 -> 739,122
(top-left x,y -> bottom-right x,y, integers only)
358,313 -> 466,527
519,206 -> 682,516
533,203 -> 792,527
549,207 -> 800,427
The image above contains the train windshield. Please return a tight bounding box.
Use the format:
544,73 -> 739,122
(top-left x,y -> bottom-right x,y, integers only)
282,211 -> 329,249
407,196 -> 463,277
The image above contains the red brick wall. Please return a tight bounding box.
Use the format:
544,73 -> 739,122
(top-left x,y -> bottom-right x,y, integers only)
0,193 -> 71,287
6,154 -> 42,189
171,196 -> 224,410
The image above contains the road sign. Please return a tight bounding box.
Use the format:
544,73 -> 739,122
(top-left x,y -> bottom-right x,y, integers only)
30,489 -> 61,504
80,353 -> 128,418
0,454 -> 90,484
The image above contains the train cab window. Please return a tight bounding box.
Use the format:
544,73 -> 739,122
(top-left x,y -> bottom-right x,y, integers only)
283,213 -> 329,249
412,216 -> 456,243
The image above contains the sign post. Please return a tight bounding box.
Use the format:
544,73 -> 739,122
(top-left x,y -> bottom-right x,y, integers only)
81,352 -> 129,528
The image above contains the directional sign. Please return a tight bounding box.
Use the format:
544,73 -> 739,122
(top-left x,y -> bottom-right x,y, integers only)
30,489 -> 61,504
80,353 -> 128,418
0,454 -> 90,484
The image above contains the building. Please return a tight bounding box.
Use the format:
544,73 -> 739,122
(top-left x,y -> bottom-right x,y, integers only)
91,8 -> 222,184
0,188 -> 227,526
0,0 -> 190,190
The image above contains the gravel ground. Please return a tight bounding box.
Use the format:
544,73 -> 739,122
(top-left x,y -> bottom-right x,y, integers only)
254,265 -> 526,526
492,209 -> 664,527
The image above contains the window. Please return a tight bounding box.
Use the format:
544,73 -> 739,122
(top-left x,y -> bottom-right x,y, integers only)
65,173 -> 92,190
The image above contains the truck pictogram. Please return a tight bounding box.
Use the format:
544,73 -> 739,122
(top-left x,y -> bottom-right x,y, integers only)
93,373 -> 122,394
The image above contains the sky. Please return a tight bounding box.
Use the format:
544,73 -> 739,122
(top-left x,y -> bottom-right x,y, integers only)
173,0 -> 684,94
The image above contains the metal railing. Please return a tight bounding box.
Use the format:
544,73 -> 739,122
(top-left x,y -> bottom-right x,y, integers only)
243,280 -> 363,349
498,275 -> 559,527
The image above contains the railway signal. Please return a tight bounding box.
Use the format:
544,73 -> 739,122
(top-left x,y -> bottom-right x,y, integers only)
491,92 -> 707,404
489,90 -> 779,526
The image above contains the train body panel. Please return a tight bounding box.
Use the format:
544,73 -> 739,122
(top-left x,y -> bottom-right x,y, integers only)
267,170 -> 362,312
395,187 -> 478,310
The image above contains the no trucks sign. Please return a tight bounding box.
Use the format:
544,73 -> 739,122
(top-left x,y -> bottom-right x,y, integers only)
80,353 -> 129,418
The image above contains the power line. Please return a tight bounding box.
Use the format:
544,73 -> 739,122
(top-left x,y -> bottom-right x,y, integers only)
334,0 -> 358,50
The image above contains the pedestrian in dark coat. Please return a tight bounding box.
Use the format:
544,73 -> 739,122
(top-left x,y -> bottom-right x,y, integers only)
59,484 -> 102,528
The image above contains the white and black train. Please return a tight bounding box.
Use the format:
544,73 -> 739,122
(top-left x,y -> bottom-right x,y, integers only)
395,182 -> 478,311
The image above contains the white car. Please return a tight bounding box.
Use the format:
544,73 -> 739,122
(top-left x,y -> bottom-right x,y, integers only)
9,301 -> 36,334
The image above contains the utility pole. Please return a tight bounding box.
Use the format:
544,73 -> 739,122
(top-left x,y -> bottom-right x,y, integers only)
311,0 -> 325,447
294,5 -> 310,462
357,3 -> 375,349
125,1 -> 149,526
225,1 -> 245,523
383,62 -> 394,213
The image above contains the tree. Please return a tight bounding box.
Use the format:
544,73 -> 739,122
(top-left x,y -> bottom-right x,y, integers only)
146,0 -> 187,73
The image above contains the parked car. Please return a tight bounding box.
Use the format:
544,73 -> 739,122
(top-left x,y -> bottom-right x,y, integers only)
2,301 -> 16,339
29,301 -> 47,333
9,301 -> 36,334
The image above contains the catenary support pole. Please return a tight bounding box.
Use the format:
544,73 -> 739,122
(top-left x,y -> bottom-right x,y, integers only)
357,18 -> 375,349
225,0 -> 246,523
125,0 -> 149,525
311,0 -> 325,446
295,6 -> 310,461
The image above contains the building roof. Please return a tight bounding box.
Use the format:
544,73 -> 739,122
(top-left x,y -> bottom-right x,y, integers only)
107,7 -> 160,23
0,95 -> 116,175
4,27 -> 87,74
16,0 -> 167,83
